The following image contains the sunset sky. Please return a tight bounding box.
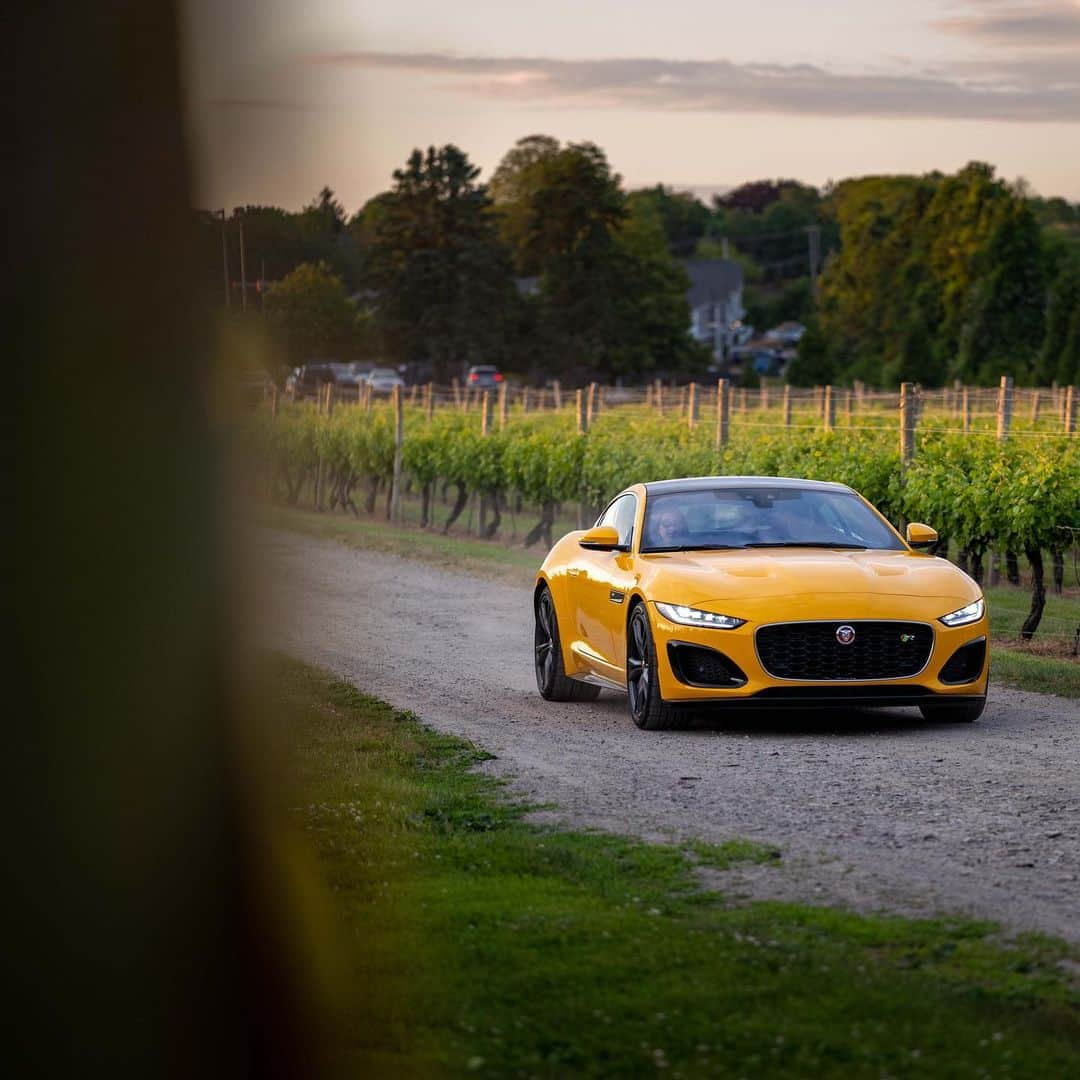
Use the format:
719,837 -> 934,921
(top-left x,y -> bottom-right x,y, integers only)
183,0 -> 1080,213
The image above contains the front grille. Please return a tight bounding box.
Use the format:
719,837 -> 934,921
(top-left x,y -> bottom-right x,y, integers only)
756,621 -> 933,681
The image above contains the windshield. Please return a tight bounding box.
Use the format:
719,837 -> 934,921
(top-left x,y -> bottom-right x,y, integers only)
641,487 -> 904,553
369,368 -> 397,379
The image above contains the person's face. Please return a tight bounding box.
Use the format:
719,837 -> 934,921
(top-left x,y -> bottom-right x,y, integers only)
655,511 -> 683,543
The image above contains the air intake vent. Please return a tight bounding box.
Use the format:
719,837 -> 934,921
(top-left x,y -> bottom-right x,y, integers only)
667,643 -> 747,688
938,637 -> 986,685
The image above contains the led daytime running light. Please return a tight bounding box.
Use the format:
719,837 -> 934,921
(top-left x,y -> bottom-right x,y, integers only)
655,602 -> 745,630
939,598 -> 985,627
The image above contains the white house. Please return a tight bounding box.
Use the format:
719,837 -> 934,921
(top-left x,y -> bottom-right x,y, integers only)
681,259 -> 745,363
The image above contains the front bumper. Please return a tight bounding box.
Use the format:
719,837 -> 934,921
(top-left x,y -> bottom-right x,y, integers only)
650,602 -> 990,705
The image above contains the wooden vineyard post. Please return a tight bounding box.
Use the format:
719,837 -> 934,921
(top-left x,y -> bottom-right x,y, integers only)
1030,389 -> 1040,424
409,383 -> 418,406
481,390 -> 491,437
823,385 -> 835,432
552,379 -> 562,410
844,389 -> 853,427
389,384 -> 404,522
760,378 -> 769,411
686,382 -> 698,431
899,382 -> 917,471
424,382 -> 434,422
996,375 -> 1014,442
575,389 -> 587,435
961,386 -> 970,432
497,382 -> 508,430
655,380 -> 664,417
521,386 -> 530,414
586,382 -> 597,428
451,377 -> 462,410
782,384 -> 792,428
537,387 -> 547,411
1065,385 -> 1077,436
715,378 -> 730,449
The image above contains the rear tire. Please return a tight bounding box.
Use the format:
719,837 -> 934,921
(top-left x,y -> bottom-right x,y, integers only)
534,586 -> 602,702
919,698 -> 986,723
626,603 -> 683,731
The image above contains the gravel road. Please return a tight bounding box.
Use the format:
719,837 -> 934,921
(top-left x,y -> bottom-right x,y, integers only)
260,529 -> 1080,942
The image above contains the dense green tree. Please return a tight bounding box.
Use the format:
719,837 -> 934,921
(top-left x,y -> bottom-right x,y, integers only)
264,261 -> 357,362
491,138 -> 701,378
1037,255 -> 1080,385
626,185 -> 710,257
814,163 -> 1051,386
364,144 -> 515,382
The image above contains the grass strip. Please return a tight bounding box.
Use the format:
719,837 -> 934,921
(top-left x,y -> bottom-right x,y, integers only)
261,504 -> 1080,698
271,656 -> 1080,1077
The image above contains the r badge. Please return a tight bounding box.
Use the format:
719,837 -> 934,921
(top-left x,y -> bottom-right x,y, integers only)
836,625 -> 856,646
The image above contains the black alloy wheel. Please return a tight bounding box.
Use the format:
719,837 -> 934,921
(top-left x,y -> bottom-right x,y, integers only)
534,586 -> 601,702
626,604 -> 681,730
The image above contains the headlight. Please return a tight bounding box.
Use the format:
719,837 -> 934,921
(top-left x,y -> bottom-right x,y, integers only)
655,602 -> 745,630
939,598 -> 985,627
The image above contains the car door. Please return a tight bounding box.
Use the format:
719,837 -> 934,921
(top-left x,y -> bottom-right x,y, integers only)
574,493 -> 639,680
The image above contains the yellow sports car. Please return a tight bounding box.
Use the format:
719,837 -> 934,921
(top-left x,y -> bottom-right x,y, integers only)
534,477 -> 989,729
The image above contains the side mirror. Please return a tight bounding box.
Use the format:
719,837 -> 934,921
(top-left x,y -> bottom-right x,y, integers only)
579,525 -> 623,552
906,522 -> 938,550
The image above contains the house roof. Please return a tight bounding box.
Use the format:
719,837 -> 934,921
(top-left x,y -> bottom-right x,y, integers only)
680,259 -> 743,309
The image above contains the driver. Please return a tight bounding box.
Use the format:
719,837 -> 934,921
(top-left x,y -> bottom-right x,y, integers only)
650,505 -> 691,548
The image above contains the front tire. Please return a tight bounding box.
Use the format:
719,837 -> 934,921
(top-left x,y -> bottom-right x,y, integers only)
534,586 -> 601,702
626,604 -> 682,730
919,698 -> 986,723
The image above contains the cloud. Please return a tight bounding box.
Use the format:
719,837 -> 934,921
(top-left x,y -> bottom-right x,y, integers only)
209,97 -> 322,112
310,50 -> 1080,123
935,2 -> 1080,48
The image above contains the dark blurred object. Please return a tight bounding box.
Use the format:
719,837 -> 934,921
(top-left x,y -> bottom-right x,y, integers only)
467,364 -> 504,390
11,3 -> 315,1076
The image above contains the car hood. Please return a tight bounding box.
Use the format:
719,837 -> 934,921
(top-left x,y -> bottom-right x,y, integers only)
642,549 -> 978,607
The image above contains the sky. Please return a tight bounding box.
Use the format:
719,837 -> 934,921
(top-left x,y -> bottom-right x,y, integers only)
182,0 -> 1080,214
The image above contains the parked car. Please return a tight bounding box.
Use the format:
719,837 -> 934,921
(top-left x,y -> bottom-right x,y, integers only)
287,362 -> 337,397
364,367 -> 406,395
466,365 -> 504,390
333,362 -> 372,389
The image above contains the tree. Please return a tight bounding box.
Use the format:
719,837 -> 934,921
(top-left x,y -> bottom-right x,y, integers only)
364,145 -> 515,382
265,261 -> 356,361
1037,254 -> 1080,385
813,163 -> 1051,387
626,185 -> 710,257
490,137 -> 701,379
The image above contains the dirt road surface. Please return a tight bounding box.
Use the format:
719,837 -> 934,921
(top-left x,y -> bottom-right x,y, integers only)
260,529 -> 1080,941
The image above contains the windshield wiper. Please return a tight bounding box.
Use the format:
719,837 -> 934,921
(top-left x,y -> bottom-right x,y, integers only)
643,544 -> 741,553
741,541 -> 869,549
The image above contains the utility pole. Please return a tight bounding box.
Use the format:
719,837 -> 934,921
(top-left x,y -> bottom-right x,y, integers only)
234,206 -> 247,312
806,225 -> 821,298
218,209 -> 229,307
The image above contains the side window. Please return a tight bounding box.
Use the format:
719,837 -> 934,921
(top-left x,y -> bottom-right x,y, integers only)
599,494 -> 637,548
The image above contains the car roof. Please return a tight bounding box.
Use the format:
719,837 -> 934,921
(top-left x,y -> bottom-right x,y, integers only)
642,475 -> 854,496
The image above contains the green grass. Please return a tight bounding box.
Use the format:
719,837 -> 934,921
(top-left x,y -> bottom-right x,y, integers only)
262,502 -> 1080,698
272,657 -> 1080,1077
991,647 -> 1080,698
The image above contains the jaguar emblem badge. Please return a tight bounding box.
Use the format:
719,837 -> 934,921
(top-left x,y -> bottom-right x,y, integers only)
836,625 -> 856,646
